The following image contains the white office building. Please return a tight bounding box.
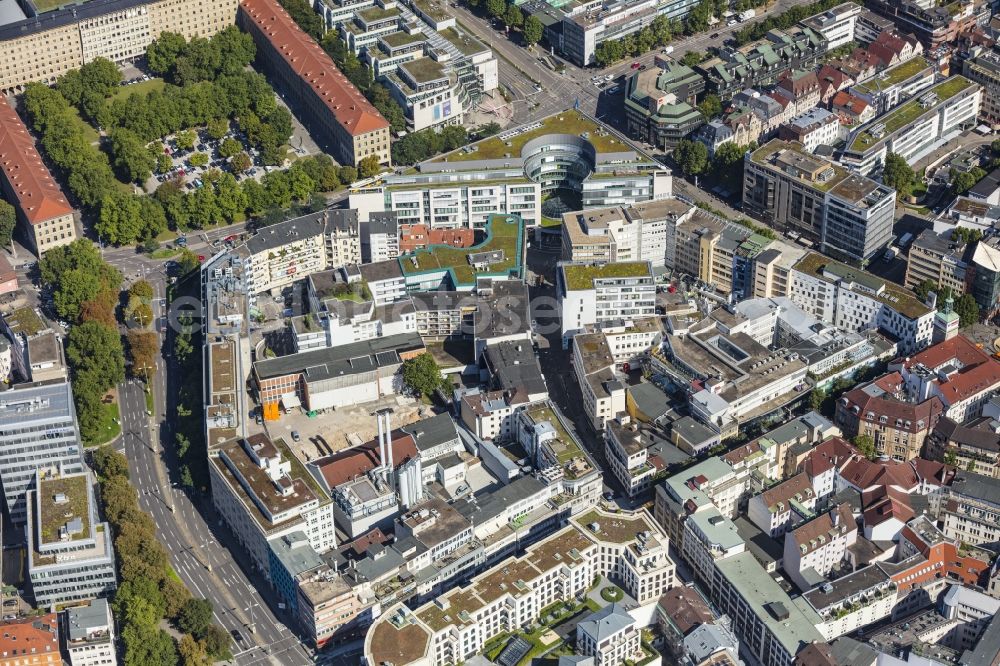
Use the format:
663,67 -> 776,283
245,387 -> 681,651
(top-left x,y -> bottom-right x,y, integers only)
64,599 -> 117,666
558,261 -> 655,346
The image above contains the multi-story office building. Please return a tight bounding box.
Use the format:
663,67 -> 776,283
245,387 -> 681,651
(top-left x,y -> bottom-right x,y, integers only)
64,599 -> 117,666
352,109 -> 671,230
383,57 -> 465,132
241,209 -> 362,295
848,56 -> 935,116
842,76 -> 981,175
364,211 -> 400,262
363,508 -> 674,666
26,471 -> 117,609
862,0 -> 981,50
743,140 -> 895,263
561,199 -> 694,266
798,2 -> 861,49
572,331 -> 626,430
0,381 -> 83,524
624,57 -> 706,149
0,97 -> 76,256
0,615 -> 60,666
904,229 -> 971,296
209,434 -> 336,577
0,0 -> 238,93
963,48 -> 1000,127
697,27 -> 827,98
559,0 -> 699,66
238,0 -> 391,167
557,261 -> 655,346
789,252 -> 935,354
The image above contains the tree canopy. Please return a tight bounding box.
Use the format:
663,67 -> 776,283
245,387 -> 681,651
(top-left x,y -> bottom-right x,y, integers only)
882,153 -> 916,198
673,139 -> 709,176
402,353 -> 447,397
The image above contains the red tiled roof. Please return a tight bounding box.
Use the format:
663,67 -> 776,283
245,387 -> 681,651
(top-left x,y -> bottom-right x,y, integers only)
831,90 -> 869,115
760,472 -> 814,511
802,436 -> 856,478
239,0 -> 389,137
862,486 -> 914,526
840,456 -> 919,491
903,336 -> 1000,406
790,503 -> 855,555
313,432 -> 418,489
0,614 -> 58,657
839,373 -> 944,434
0,98 -> 73,225
817,64 -> 850,89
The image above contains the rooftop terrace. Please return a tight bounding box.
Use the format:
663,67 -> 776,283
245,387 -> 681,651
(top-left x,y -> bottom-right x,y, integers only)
38,475 -> 90,545
750,140 -> 848,192
400,214 -> 522,286
430,110 -> 635,162
440,26 -> 486,56
381,30 -> 425,48
850,76 -> 976,152
793,251 -> 931,319
562,261 -> 651,291
853,57 -> 932,94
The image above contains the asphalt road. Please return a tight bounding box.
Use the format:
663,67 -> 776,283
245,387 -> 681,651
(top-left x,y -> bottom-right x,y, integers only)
112,264 -> 313,665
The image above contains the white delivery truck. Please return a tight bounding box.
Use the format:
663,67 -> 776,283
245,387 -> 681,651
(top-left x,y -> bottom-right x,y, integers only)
739,9 -> 755,20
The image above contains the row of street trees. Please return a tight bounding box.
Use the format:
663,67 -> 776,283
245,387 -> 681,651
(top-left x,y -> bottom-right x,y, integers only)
469,0 -> 545,46
94,448 -> 231,666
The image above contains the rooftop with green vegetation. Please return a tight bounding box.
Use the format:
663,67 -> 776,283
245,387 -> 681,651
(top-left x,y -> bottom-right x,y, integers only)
561,261 -> 651,290
381,30 -> 425,48
430,110 -> 637,162
793,251 -> 932,319
399,57 -> 448,85
440,27 -> 487,56
358,5 -> 399,22
4,307 -> 45,336
400,214 -> 523,286
849,76 -> 976,152
38,474 -> 91,545
524,403 -> 582,464
852,57 -> 932,94
412,0 -> 450,21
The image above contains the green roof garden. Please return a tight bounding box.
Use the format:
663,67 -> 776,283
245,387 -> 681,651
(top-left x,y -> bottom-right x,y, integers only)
440,27 -> 486,56
793,251 -> 931,319
561,261 -> 651,290
850,75 -> 975,152
358,5 -> 399,22
412,0 -> 450,21
381,30 -> 425,48
430,110 -> 636,162
400,214 -> 523,286
399,57 -> 448,85
5,307 -> 45,336
38,475 -> 91,545
852,57 -> 931,94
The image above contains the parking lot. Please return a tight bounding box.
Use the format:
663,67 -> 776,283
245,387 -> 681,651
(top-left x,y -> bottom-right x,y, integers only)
265,394 -> 430,464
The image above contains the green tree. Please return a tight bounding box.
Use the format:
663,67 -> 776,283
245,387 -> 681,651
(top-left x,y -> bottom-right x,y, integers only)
206,118 -> 230,141
402,353 -> 447,397
189,152 -> 209,168
523,15 -> 544,45
681,51 -> 705,67
174,130 -> 197,152
277,0 -> 324,38
853,434 -> 877,460
178,635 -> 210,666
943,449 -> 958,466
40,240 -> 122,321
201,624 -> 232,660
338,166 -> 358,185
698,94 -> 722,119
93,446 -> 129,480
883,152 -> 917,198
673,138 -> 709,176
0,199 -> 15,249
97,191 -> 145,245
231,152 -> 252,174
505,4 -> 523,28
122,624 -> 177,666
156,152 -> 173,175
358,154 -> 381,179
147,31 -> 188,75
486,0 -> 506,19
809,387 -> 826,411
218,137 -> 242,159
67,321 -> 126,391
914,278 -> 938,302
177,598 -> 214,638
712,141 -> 745,187
955,293 -> 981,326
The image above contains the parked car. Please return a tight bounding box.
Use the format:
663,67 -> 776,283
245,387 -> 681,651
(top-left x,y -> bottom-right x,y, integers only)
291,431 -> 301,442
630,61 -> 641,69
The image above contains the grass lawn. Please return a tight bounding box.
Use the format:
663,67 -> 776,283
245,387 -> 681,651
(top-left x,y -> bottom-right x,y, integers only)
109,78 -> 166,102
150,247 -> 181,260
86,401 -> 121,447
166,564 -> 183,583
541,216 -> 562,228
145,389 -> 154,414
401,214 -> 522,286
31,0 -> 72,12
67,106 -> 99,145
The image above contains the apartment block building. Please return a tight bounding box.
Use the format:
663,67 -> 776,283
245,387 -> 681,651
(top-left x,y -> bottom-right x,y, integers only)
743,140 -> 895,263
577,604 -> 643,665
26,471 -> 117,609
64,599 -> 117,666
926,416 -> 1000,479
842,76 -> 981,175
365,211 -> 400,262
241,209 -> 361,295
363,508 -> 675,666
0,0 -> 238,93
573,332 -> 625,430
0,381 -> 83,524
777,108 -> 840,153
798,2 -> 861,49
863,0 -> 981,50
0,96 -> 76,256
558,261 -> 655,346
940,470 -> 1000,547
782,503 -> 856,591
0,615 -> 60,666
238,0 -> 391,167
848,56 -> 935,116
209,434 -> 336,578
788,252 -> 935,355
